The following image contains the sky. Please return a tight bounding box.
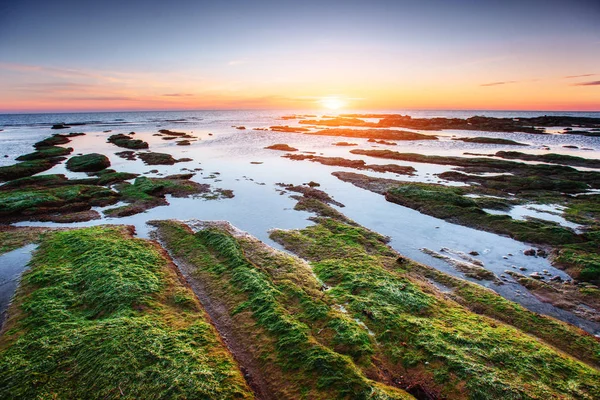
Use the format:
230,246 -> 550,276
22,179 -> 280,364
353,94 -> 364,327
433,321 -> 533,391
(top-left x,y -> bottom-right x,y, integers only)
0,0 -> 599,113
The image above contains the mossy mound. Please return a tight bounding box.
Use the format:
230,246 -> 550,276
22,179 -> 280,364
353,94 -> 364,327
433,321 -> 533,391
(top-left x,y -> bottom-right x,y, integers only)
137,152 -> 178,165
153,220 -> 413,399
66,153 -> 111,172
269,200 -> 600,399
107,133 -> 149,149
494,151 -> 600,169
452,137 -> 528,146
0,159 -> 64,183
16,146 -> 73,161
0,184 -> 118,221
104,176 -> 210,217
33,132 -> 84,149
265,144 -> 299,151
0,226 -> 253,399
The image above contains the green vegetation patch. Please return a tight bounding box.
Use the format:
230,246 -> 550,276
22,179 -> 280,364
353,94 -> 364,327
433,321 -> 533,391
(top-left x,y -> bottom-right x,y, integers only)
104,176 -> 210,217
0,226 -> 253,399
66,153 -> 111,172
0,159 -> 64,182
0,227 -> 50,255
386,183 -> 581,246
452,137 -> 528,146
406,261 -> 600,367
16,146 -> 73,161
107,133 -> 149,150
270,202 -> 600,399
495,151 -> 600,169
153,220 -> 412,399
0,184 -> 118,219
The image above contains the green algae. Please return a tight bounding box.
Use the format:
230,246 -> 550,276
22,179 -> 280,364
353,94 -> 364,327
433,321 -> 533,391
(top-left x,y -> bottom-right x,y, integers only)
66,153 -> 111,172
152,220 -> 412,400
0,226 -> 254,399
15,146 -> 73,161
385,183 -> 581,246
0,159 -> 64,182
0,185 -> 118,219
270,201 -> 600,399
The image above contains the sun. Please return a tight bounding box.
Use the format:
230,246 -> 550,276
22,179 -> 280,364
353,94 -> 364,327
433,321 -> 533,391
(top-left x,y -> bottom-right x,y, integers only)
319,97 -> 346,110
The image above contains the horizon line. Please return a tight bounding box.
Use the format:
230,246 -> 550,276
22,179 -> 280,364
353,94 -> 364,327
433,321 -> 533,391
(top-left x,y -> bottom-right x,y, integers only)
1,107 -> 599,116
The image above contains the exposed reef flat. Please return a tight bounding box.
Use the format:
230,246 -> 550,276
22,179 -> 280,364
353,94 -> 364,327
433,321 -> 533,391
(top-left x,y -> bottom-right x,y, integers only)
264,143 -> 298,151
0,133 -> 86,182
332,170 -> 600,286
0,226 -> 254,399
492,151 -> 600,169
152,219 -> 413,399
350,150 -> 600,194
299,114 -> 600,134
283,153 -> 416,175
103,175 -> 213,217
107,133 -> 149,149
307,128 -> 437,141
452,137 -> 529,146
269,197 -> 600,398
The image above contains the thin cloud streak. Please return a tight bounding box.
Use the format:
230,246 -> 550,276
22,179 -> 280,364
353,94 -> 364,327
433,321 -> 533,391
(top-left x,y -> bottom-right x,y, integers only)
573,81 -> 600,86
564,74 -> 597,79
162,93 -> 194,97
480,81 -> 517,87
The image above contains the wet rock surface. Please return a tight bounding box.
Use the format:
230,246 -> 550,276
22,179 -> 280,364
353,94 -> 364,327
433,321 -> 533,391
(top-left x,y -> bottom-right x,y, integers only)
66,153 -> 111,172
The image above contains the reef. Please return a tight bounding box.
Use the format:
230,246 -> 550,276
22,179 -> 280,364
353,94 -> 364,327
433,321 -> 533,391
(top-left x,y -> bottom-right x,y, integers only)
300,114 -> 600,134
283,153 -> 416,175
265,143 -> 299,151
107,133 -> 149,149
66,153 -> 111,172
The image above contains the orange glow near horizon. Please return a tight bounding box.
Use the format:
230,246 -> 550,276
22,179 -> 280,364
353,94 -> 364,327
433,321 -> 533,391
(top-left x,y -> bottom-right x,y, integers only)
0,62 -> 598,113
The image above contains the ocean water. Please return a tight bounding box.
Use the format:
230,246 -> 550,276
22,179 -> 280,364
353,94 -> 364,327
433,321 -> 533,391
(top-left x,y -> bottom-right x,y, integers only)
1,109 -> 599,333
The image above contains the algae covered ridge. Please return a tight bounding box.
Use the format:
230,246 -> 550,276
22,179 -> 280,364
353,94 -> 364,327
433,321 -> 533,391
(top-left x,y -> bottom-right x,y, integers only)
1,112 -> 600,399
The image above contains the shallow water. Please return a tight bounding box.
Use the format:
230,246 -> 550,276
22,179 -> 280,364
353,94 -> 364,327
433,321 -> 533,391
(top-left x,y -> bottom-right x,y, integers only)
0,244 -> 36,329
2,110 -> 600,334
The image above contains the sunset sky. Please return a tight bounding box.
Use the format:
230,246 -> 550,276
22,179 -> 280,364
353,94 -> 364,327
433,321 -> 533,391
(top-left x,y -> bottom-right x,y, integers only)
0,0 -> 599,113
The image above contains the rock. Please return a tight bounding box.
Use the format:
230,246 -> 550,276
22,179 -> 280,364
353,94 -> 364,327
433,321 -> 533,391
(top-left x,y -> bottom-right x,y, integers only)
51,123 -> 70,129
115,151 -> 137,161
536,249 -> 548,257
550,275 -> 563,282
519,266 -> 527,271
530,272 -> 544,280
138,152 -> 178,165
307,181 -> 320,187
396,256 -> 409,265
333,142 -> 358,146
265,144 -> 299,151
176,140 -> 191,146
469,251 -> 480,256
524,248 -> 536,256
107,134 -> 148,150
66,153 -> 110,172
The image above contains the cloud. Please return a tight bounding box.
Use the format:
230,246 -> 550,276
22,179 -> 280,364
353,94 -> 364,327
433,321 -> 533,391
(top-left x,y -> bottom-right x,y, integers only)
564,73 -> 597,79
573,80 -> 600,86
162,93 -> 194,97
480,81 -> 517,87
69,96 -> 135,101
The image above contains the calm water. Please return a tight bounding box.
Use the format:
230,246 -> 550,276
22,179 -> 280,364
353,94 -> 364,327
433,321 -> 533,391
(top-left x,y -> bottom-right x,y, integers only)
1,110 -> 599,334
